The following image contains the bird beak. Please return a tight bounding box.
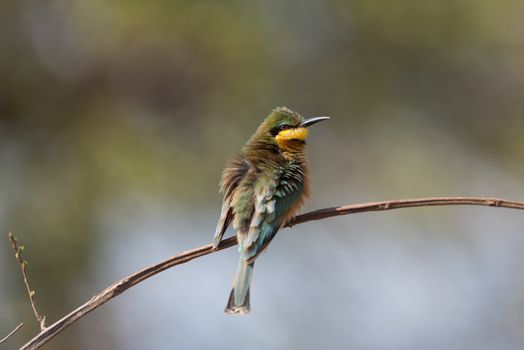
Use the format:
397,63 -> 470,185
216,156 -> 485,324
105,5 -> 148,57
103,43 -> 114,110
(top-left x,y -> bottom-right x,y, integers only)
299,116 -> 330,128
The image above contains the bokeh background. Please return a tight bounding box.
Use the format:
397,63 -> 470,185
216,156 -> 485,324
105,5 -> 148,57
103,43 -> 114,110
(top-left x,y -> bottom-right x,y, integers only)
1,1 -> 524,349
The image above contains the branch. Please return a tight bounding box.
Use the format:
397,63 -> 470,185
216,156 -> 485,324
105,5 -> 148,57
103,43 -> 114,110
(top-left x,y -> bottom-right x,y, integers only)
0,323 -> 24,344
9,233 -> 46,330
287,196 -> 524,226
18,196 -> 524,350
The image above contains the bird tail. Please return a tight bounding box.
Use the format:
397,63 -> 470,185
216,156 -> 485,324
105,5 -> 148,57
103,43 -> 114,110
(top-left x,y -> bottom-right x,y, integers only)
225,259 -> 254,315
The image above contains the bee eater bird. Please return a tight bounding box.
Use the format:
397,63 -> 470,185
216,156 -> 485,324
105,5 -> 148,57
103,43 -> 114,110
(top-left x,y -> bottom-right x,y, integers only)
213,106 -> 329,314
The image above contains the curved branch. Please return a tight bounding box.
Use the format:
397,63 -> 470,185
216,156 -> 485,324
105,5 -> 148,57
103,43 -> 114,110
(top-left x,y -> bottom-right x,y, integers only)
19,196 -> 524,350
287,196 -> 524,226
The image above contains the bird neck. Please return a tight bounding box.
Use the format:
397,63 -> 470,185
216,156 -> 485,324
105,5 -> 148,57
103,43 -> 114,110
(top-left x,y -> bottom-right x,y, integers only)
243,138 -> 306,168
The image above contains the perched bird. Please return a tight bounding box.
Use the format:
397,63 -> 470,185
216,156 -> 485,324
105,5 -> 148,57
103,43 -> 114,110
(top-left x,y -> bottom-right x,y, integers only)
213,106 -> 329,314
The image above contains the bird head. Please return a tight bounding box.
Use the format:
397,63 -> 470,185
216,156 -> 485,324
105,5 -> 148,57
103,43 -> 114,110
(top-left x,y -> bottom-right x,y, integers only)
252,107 -> 329,151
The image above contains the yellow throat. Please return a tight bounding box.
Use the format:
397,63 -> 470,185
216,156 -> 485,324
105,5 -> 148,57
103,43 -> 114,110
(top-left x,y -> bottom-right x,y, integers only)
275,127 -> 309,149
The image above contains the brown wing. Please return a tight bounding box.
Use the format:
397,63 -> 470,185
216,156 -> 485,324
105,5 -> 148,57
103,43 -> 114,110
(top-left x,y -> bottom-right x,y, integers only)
212,155 -> 251,248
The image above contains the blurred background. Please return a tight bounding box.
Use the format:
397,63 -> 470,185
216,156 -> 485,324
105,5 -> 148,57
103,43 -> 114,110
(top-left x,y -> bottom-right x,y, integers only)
1,0 -> 524,349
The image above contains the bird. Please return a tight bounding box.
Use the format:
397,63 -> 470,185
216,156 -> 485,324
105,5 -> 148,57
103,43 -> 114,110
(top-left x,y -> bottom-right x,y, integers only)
213,106 -> 329,315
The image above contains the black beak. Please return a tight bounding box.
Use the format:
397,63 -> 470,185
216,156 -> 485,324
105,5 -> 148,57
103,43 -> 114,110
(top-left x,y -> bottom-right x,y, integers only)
300,116 -> 330,128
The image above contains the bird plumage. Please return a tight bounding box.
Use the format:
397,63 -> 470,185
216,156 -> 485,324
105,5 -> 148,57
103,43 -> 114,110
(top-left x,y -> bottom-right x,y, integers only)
213,106 -> 328,314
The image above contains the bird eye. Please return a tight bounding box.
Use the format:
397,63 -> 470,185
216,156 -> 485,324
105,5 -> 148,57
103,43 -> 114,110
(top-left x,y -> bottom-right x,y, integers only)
270,123 -> 292,136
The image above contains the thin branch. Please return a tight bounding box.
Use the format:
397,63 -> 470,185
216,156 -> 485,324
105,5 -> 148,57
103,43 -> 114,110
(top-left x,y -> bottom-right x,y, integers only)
287,196 -> 524,226
0,323 -> 24,344
19,196 -> 524,350
8,233 -> 46,331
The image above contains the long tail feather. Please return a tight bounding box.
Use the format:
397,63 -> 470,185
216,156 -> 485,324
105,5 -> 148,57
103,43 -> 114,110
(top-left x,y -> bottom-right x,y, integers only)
225,259 -> 254,315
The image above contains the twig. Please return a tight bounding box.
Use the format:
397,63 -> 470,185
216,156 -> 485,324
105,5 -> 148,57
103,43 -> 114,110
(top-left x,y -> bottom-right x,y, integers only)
0,323 -> 24,344
18,196 -> 524,350
8,233 -> 46,331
